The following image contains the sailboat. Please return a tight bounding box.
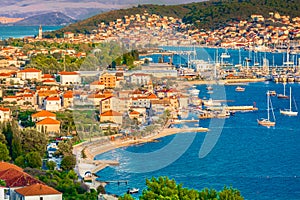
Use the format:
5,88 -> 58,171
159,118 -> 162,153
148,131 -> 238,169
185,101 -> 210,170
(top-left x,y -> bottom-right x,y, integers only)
277,83 -> 289,99
257,91 -> 276,127
280,87 -> 298,116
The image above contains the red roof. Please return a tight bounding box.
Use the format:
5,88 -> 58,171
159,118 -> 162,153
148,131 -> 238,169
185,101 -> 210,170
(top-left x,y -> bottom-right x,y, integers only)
19,68 -> 41,73
129,110 -> 140,115
15,183 -> 61,196
0,162 -> 22,172
63,91 -> 73,98
36,118 -> 60,125
0,168 -> 41,187
32,110 -> 56,118
42,74 -> 54,79
46,96 -> 60,101
100,110 -> 123,117
0,107 -> 10,112
59,71 -> 78,75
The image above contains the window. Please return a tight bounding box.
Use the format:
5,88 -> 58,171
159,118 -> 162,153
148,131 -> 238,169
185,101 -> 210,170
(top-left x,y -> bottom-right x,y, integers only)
40,197 -> 43,200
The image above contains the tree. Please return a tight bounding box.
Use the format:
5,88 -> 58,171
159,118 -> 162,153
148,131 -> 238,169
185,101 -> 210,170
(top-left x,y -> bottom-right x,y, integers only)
25,152 -> 42,168
0,142 -> 11,161
0,132 -> 6,144
46,160 -> 57,170
20,129 -> 48,156
15,155 -> 26,168
57,140 -> 73,156
61,155 -> 76,171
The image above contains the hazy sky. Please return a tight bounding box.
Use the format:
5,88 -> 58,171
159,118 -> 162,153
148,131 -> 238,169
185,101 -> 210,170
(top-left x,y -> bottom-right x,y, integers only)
0,0 -> 206,18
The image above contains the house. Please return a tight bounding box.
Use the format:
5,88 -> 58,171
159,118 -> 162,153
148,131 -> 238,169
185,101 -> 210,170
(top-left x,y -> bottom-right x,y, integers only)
100,110 -> 123,125
59,71 -> 81,85
89,81 -> 105,90
100,96 -> 113,113
31,110 -> 56,122
36,118 -> 60,136
17,68 -> 42,81
63,91 -> 73,108
44,96 -> 61,111
129,73 -> 151,85
14,183 -> 62,200
0,107 -> 11,122
99,72 -> 116,88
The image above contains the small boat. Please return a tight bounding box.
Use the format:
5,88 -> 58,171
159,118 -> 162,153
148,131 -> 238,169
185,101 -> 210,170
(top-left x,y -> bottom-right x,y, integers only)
277,84 -> 289,99
257,91 -> 276,127
127,188 -> 139,194
280,87 -> 298,116
220,52 -> 231,59
235,86 -> 245,92
268,91 -> 276,96
206,86 -> 213,91
188,88 -> 200,96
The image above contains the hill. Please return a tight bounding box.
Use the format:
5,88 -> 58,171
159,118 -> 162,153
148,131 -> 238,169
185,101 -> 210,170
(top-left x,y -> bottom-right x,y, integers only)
14,12 -> 76,26
46,0 -> 300,37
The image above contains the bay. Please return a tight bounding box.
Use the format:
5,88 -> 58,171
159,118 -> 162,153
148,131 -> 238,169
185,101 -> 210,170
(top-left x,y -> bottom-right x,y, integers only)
0,26 -> 63,39
95,82 -> 300,200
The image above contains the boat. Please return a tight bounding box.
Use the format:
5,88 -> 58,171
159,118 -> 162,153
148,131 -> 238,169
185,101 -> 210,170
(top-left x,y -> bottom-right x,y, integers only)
277,84 -> 289,99
257,91 -> 276,127
220,52 -> 230,59
235,86 -> 245,92
188,88 -> 200,96
268,90 -> 276,96
127,188 -> 139,194
280,87 -> 298,116
206,86 -> 213,91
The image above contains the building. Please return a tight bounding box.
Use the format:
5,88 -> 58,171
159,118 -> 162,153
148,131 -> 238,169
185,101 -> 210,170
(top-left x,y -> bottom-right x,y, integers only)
89,81 -> 105,91
63,91 -> 73,108
38,25 -> 43,39
129,73 -> 151,85
99,72 -> 116,88
0,107 -> 11,122
14,183 -> 62,200
36,118 -> 61,136
31,110 -> 56,122
17,68 -> 42,81
44,96 -> 61,111
59,71 -> 81,85
100,110 -> 123,125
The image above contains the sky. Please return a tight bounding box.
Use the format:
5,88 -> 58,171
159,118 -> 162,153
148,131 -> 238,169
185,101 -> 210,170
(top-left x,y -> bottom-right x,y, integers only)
0,0 -> 206,19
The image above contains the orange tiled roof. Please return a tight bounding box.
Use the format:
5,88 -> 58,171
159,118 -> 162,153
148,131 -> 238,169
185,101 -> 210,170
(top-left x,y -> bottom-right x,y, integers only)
0,161 -> 22,172
129,110 -> 140,115
36,118 -> 60,125
15,183 -> 61,196
42,74 -> 54,79
46,96 -> 60,101
32,110 -> 56,118
90,81 -> 105,85
0,107 -> 10,112
63,91 -> 73,98
59,71 -> 78,75
0,168 -> 41,187
19,68 -> 41,73
100,110 -> 123,117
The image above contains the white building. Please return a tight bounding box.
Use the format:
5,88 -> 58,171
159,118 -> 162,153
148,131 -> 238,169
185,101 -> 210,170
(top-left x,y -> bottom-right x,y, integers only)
59,71 -> 81,85
17,68 -> 42,81
0,107 -> 11,122
129,73 -> 151,85
45,97 -> 61,111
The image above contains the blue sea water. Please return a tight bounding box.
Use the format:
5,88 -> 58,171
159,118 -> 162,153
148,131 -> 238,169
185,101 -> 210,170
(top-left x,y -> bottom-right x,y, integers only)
96,82 -> 300,200
141,46 -> 300,67
0,26 -> 63,39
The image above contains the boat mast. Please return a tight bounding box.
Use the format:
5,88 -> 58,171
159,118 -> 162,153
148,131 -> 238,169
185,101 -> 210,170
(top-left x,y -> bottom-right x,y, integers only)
267,91 -> 270,121
289,87 -> 292,112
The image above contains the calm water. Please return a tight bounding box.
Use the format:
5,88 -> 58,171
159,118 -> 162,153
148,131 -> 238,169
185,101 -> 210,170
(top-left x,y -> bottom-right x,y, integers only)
0,26 -> 63,39
96,82 -> 300,200
141,46 -> 300,67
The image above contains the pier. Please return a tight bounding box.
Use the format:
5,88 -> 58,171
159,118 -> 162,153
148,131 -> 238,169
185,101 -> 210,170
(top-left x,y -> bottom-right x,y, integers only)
208,106 -> 258,112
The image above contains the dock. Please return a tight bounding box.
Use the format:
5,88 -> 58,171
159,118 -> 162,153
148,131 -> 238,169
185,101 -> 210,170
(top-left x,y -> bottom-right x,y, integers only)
207,106 -> 258,112
171,119 -> 199,124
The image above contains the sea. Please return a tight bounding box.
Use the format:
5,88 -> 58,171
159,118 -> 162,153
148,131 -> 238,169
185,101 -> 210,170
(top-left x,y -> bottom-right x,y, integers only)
0,26 -> 63,40
96,82 -> 300,200
95,47 -> 300,199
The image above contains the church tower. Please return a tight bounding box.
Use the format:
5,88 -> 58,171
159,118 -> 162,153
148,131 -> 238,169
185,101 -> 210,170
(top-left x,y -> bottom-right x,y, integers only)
38,25 -> 42,39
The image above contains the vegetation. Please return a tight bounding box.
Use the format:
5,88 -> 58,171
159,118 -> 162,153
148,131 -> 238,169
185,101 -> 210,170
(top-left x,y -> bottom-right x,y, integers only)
26,168 -> 99,200
119,176 -> 243,200
45,0 -> 300,37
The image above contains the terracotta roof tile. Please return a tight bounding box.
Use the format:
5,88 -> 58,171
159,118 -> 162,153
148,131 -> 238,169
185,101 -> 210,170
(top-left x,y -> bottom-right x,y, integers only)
0,107 -> 10,112
46,96 -> 60,101
15,183 -> 61,196
0,162 -> 22,172
36,118 -> 60,125
19,68 -> 41,73
32,110 -> 56,118
0,168 -> 41,187
100,110 -> 123,117
59,71 -> 78,75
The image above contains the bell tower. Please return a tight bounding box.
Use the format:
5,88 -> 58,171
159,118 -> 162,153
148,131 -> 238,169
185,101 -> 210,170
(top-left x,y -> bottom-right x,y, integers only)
38,25 -> 42,39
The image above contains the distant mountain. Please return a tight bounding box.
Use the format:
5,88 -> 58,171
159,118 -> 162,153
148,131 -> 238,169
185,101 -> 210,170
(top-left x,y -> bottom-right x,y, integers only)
0,0 -> 206,20
45,0 -> 300,37
13,12 -> 76,26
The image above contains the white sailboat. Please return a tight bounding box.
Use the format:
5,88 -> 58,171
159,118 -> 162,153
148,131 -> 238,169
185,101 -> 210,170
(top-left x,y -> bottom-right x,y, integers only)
257,91 -> 276,127
277,83 -> 289,99
280,87 -> 298,116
